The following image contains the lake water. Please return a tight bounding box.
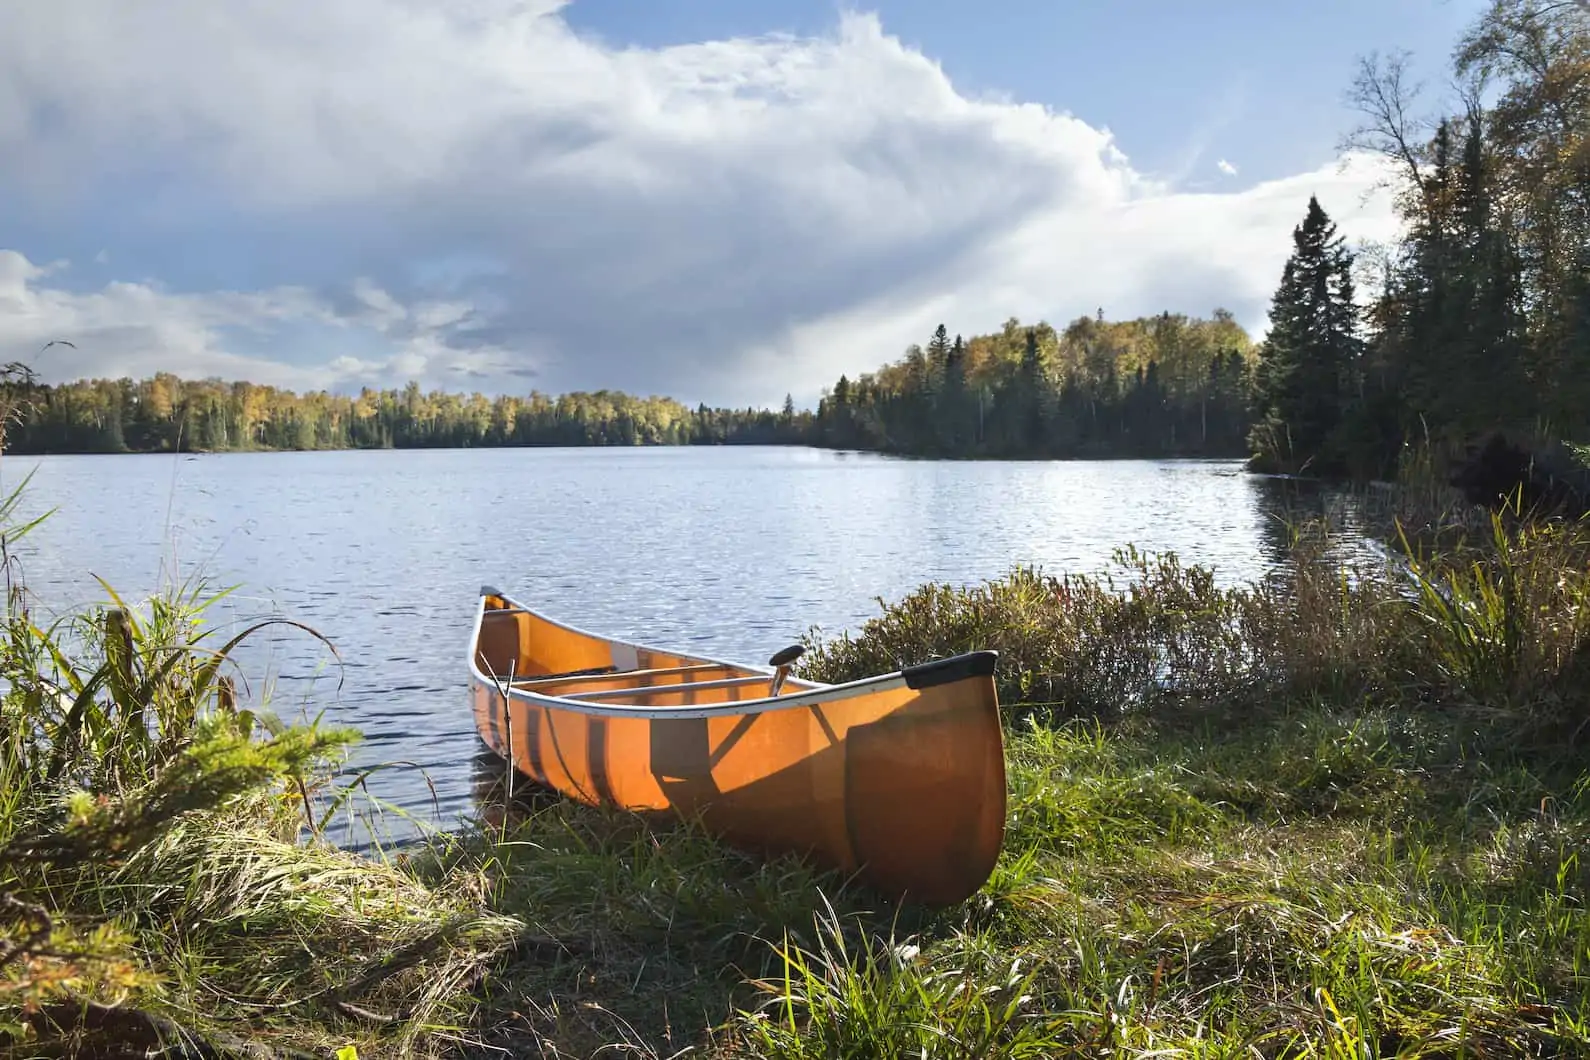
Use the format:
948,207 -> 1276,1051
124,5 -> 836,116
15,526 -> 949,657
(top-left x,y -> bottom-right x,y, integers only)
0,445 -> 1359,846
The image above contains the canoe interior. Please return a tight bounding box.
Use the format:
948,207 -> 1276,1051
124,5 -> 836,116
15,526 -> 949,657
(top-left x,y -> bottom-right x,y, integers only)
473,591 -> 824,706
468,588 -> 1008,907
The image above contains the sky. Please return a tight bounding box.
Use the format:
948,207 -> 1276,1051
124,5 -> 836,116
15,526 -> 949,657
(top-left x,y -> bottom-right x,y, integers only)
0,0 -> 1490,409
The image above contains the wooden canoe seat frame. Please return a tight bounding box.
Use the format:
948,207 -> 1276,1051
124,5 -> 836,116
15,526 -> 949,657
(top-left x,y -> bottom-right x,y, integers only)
562,673 -> 777,702
511,662 -> 731,691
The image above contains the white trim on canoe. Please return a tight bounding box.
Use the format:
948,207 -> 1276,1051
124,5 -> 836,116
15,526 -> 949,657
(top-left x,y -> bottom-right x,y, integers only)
466,586 -> 995,721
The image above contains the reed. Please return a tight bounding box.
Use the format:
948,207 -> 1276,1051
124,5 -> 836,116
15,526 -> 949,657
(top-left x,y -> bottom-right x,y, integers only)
0,480 -> 522,1058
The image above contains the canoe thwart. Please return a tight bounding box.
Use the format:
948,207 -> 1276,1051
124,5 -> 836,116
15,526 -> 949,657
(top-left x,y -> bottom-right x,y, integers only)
517,664 -> 619,683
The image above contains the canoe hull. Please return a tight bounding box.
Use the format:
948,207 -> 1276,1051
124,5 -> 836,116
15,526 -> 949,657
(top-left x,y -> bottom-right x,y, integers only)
468,589 -> 1007,906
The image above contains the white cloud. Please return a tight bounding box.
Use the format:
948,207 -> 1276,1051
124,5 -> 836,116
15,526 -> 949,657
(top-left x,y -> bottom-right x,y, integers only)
0,250 -> 313,388
1217,159 -> 1239,176
0,2 -> 1404,407
0,251 -> 533,392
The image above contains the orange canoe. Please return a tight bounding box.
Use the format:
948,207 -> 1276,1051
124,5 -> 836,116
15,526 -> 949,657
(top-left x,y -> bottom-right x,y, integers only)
468,585 -> 1008,906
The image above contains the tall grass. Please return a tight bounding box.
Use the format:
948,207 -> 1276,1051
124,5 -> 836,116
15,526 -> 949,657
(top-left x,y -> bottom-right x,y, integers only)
0,476 -> 524,1057
1396,513 -> 1590,720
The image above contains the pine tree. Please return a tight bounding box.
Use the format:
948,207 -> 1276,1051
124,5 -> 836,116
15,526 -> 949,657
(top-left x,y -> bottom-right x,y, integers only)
927,324 -> 951,375
945,335 -> 965,390
1451,110 -> 1527,435
1021,327 -> 1046,452
1250,196 -> 1360,473
936,335 -> 967,452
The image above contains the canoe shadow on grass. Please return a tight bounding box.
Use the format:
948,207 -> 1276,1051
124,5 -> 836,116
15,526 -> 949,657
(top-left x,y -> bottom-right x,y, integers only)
462,745 -> 926,920
447,746 -> 961,1057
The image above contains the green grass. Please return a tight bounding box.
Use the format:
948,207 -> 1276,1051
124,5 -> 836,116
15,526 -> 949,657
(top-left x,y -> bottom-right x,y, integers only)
0,471 -> 522,1058
6,466 -> 1590,1057
727,707 -> 1590,1058
433,705 -> 1590,1058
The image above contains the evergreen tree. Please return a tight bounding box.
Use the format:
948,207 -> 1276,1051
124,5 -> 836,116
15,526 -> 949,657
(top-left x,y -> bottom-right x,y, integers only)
1021,327 -> 1045,451
933,334 -> 967,454
927,324 -> 951,374
1450,110 -> 1528,435
1250,196 -> 1361,473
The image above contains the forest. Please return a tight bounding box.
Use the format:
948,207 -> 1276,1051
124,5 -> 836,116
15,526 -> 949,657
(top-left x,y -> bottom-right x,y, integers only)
1246,0 -> 1589,477
0,310 -> 1254,460
808,311 -> 1254,458
815,1 -> 1589,472
0,375 -> 813,453
2,1 -> 1584,476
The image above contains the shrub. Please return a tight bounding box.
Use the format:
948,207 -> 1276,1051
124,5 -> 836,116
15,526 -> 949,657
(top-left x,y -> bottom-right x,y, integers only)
799,514 -> 1590,734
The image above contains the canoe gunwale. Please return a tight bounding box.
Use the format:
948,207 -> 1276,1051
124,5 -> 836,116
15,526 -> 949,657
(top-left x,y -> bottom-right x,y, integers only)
468,586 -> 999,720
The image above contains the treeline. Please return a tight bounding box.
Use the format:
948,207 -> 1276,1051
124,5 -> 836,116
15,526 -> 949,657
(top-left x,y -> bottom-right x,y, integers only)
0,308 -> 1260,461
0,376 -> 813,454
810,312 -> 1256,458
1248,0 -> 1590,478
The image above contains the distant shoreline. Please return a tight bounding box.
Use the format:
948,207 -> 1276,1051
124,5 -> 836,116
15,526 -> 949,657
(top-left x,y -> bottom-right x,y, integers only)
0,441 -> 1256,464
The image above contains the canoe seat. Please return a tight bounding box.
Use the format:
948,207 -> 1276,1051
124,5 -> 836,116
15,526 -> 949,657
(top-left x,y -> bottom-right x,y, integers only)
563,674 -> 775,703
514,664 -> 618,682
512,662 -> 737,692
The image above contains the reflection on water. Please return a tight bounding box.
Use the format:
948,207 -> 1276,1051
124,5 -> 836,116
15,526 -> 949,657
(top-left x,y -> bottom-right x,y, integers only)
0,447 -> 1380,846
1245,474 -> 1400,575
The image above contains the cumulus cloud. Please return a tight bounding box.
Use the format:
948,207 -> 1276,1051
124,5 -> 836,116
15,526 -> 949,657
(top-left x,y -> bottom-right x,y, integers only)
0,247 -> 540,389
0,1 -> 1403,407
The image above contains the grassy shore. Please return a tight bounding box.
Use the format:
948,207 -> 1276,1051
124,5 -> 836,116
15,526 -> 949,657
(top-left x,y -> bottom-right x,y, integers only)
5,470 -> 1590,1057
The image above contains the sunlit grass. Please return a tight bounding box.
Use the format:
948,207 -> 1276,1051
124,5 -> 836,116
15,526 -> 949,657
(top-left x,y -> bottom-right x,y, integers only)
717,709 -> 1590,1059
0,473 -> 522,1057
